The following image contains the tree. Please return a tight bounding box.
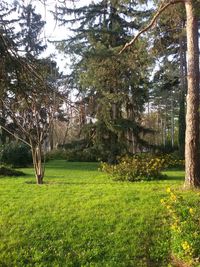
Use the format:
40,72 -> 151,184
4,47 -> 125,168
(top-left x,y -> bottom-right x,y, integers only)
0,1 -> 18,145
0,2 -> 64,184
17,2 -> 46,57
55,0 -> 153,161
0,52 -> 63,184
184,0 -> 199,188
178,27 -> 187,158
120,0 -> 200,188
151,60 -> 179,149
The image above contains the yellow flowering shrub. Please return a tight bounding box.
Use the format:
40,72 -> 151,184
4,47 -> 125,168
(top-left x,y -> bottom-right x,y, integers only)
101,153 -> 184,182
101,153 -> 169,181
159,153 -> 185,169
161,189 -> 200,266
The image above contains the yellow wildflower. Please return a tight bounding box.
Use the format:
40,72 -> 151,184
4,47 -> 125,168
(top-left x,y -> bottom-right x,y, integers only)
170,193 -> 177,201
182,241 -> 190,251
166,187 -> 171,193
189,208 -> 194,215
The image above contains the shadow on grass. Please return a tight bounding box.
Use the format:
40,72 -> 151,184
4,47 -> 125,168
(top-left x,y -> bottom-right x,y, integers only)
24,180 -> 115,185
162,168 -> 185,181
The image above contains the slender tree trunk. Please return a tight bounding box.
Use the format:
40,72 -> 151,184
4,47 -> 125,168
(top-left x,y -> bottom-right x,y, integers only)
49,123 -> 54,151
184,0 -> 200,188
31,142 -> 45,184
164,107 -> 167,147
161,117 -> 164,146
171,98 -> 174,148
178,31 -> 187,158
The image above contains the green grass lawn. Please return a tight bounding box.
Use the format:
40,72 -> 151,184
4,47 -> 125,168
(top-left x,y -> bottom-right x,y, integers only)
0,160 -> 195,266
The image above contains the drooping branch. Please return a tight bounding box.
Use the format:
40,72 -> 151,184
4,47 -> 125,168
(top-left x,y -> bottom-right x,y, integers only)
119,0 -> 184,54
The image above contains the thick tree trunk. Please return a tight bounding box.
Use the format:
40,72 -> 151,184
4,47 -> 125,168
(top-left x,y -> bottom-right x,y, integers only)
184,0 -> 200,188
31,142 -> 45,184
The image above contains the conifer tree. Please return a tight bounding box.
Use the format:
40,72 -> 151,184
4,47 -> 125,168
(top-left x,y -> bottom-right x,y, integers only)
17,2 -> 46,58
55,0 -> 152,161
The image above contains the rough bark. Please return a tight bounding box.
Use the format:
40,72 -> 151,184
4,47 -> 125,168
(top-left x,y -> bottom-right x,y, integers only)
184,0 -> 200,188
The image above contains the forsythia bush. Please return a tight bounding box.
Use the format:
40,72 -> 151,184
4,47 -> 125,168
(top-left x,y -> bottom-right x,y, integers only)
161,188 -> 200,266
101,153 -> 184,182
161,153 -> 185,169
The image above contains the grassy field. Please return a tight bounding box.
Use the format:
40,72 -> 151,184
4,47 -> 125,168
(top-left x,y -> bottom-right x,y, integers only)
0,160 -> 194,266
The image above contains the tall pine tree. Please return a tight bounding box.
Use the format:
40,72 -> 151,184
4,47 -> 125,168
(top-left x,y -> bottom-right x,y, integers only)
55,0 -> 152,161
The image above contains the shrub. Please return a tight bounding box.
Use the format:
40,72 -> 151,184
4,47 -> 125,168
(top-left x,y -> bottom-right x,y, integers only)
101,154 -> 166,181
161,189 -> 200,266
58,140 -> 111,162
45,147 -> 99,162
159,153 -> 185,169
101,153 -> 184,182
45,149 -> 67,161
0,166 -> 25,177
65,147 -> 98,162
0,142 -> 32,167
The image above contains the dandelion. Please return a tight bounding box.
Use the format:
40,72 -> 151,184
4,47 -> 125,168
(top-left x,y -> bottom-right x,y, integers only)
182,241 -> 190,251
189,208 -> 194,215
170,193 -> 177,201
166,187 -> 171,193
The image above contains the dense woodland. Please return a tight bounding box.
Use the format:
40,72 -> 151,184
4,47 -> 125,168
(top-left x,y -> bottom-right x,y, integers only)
0,0 -> 199,186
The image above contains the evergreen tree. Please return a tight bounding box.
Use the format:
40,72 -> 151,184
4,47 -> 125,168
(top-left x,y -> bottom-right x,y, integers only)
55,0 -> 152,161
0,1 -> 18,144
17,2 -> 46,58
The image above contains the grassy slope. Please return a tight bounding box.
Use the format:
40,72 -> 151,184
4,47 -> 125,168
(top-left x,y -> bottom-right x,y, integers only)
0,160 -> 190,267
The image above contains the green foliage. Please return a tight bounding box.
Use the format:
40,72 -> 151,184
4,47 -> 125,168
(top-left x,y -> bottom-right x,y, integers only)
101,153 -> 184,181
64,147 -> 98,162
45,149 -> 67,161
18,3 -> 46,57
0,142 -> 32,167
101,154 -> 165,181
56,139 -> 111,162
0,166 -> 25,177
55,1 -> 153,160
165,151 -> 185,168
161,189 -> 200,266
46,146 -> 107,162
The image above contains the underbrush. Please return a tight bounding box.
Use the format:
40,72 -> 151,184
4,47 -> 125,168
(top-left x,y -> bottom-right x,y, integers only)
101,153 -> 184,182
0,142 -> 32,167
45,148 -> 99,162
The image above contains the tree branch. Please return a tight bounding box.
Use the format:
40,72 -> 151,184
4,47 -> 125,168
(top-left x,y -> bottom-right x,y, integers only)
119,0 -> 184,54
0,124 -> 31,147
